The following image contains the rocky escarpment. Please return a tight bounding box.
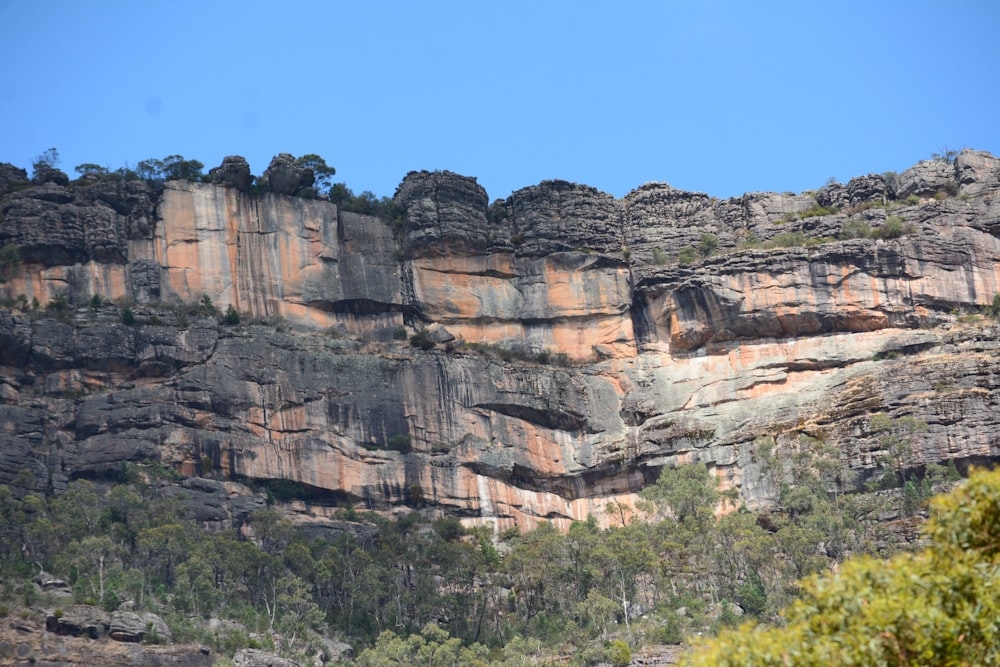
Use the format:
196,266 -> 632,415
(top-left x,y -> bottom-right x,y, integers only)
1,150 -> 1000,529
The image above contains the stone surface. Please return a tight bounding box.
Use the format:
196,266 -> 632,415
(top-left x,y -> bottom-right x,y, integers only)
208,155 -> 253,192
233,648 -> 302,666
46,605 -> 109,639
395,170 -> 492,256
2,606 -> 211,666
897,158 -> 957,199
32,165 -> 70,187
1,150 -> 1000,531
108,611 -> 146,642
0,162 -> 29,197
259,153 -> 313,197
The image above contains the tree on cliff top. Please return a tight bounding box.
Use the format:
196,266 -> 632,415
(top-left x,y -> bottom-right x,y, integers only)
681,467 -> 1000,666
294,154 -> 336,191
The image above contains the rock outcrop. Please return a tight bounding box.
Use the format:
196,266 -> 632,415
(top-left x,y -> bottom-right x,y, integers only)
2,150 -> 1000,530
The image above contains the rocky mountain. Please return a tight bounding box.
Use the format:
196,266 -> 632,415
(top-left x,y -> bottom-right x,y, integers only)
1,150 -> 999,532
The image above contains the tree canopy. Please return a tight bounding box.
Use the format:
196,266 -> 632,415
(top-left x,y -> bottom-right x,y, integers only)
681,467 -> 1000,666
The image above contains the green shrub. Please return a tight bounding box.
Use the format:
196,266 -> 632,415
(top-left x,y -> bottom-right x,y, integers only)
871,215 -> 910,239
905,194 -> 920,205
223,304 -> 240,325
765,231 -> 807,248
199,294 -> 218,316
46,293 -> 69,315
393,326 -> 408,340
0,244 -> 21,283
799,204 -> 838,219
677,246 -> 699,265
609,640 -> 631,667
387,434 -> 411,451
698,233 -> 719,257
410,329 -> 435,350
121,306 -> 136,326
839,219 -> 872,240
651,247 -> 668,265
987,293 -> 1000,319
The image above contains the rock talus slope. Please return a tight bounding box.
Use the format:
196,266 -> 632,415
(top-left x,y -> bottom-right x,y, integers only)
1,151 -> 1000,530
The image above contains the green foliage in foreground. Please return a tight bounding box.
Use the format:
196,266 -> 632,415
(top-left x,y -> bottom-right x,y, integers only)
682,467 -> 1000,666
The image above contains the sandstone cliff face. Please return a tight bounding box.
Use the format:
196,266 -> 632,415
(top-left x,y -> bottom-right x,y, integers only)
1,151 -> 999,530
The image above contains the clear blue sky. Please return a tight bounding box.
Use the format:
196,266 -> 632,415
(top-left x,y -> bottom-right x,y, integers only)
1,1 -> 997,201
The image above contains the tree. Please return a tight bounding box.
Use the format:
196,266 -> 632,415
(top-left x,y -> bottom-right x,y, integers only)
641,463 -> 720,530
33,147 -> 60,171
294,154 -> 336,191
74,163 -> 110,179
681,467 -> 1000,666
0,244 -> 21,283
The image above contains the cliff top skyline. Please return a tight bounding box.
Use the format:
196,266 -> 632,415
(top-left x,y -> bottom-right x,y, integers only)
1,1 -> 998,201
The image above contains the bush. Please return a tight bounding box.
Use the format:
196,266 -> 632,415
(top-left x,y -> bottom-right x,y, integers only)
677,246 -> 699,265
0,244 -> 21,283
46,293 -> 69,315
871,215 -> 910,239
609,640 -> 631,667
393,326 -> 408,340
222,304 -> 240,325
651,247 -> 668,265
682,467 -> 1000,666
387,434 -> 411,452
410,329 -> 435,351
121,306 -> 136,326
839,219 -> 872,240
799,204 -> 838,219
698,233 -> 719,257
765,231 -> 807,248
987,293 -> 1000,319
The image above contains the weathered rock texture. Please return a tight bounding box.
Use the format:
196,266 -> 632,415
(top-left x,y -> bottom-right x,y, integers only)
2,150 -> 1000,530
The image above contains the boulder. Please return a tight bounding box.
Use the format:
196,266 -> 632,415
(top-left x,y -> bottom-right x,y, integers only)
31,164 -> 70,187
0,162 -> 29,197
395,169 -> 491,256
846,173 -> 890,205
505,179 -> 623,256
208,155 -> 253,192
260,154 -> 313,196
109,610 -> 146,642
233,648 -> 302,666
46,605 -> 109,639
897,159 -> 957,199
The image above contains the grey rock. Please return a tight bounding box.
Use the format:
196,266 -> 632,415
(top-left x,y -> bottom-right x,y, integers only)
109,610 -> 146,642
208,155 -> 253,192
143,612 -> 172,643
815,181 -> 849,210
395,169 -> 491,256
0,162 -> 29,197
955,149 -> 1000,197
32,165 -> 70,187
0,178 -> 156,266
505,179 -> 623,257
233,648 -> 302,667
897,159 -> 957,199
846,173 -> 890,206
424,322 -> 455,343
46,605 -> 110,639
260,154 -> 313,197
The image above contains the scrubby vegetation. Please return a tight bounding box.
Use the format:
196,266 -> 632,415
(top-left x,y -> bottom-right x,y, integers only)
0,419 -> 954,665
682,466 -> 1000,666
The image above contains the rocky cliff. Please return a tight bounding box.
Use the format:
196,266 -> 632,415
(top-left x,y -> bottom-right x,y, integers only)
1,150 -> 999,530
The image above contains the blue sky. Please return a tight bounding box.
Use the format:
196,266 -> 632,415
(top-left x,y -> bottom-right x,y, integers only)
1,1 -> 997,201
